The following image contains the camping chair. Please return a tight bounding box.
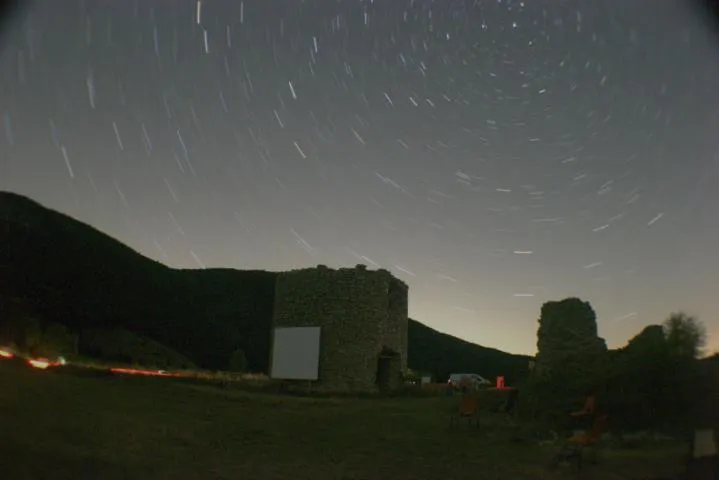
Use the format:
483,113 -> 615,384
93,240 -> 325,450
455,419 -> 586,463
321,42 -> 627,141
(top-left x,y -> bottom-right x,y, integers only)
567,394 -> 597,433
571,394 -> 596,417
549,414 -> 609,471
449,393 -> 480,428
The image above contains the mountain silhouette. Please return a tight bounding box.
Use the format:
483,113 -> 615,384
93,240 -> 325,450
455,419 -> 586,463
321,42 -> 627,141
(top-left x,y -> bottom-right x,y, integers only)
0,191 -> 529,382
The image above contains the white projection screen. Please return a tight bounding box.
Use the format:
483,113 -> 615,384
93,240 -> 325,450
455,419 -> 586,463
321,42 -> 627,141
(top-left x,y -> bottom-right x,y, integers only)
270,326 -> 321,380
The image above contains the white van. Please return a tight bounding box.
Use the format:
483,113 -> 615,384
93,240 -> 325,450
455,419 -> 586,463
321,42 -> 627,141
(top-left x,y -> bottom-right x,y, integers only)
447,373 -> 491,389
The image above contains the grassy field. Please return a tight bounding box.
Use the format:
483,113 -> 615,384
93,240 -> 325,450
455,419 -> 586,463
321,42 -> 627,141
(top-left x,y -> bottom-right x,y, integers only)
0,361 -> 687,480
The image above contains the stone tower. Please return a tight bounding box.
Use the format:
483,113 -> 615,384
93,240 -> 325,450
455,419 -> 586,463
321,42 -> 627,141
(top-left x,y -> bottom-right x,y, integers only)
271,264 -> 408,393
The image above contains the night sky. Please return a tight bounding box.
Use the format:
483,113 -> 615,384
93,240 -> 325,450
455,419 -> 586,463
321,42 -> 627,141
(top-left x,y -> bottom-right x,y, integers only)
1,0 -> 718,356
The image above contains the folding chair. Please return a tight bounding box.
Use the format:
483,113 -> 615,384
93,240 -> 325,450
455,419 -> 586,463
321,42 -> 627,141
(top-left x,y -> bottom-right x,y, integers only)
549,414 -> 609,470
449,393 -> 480,428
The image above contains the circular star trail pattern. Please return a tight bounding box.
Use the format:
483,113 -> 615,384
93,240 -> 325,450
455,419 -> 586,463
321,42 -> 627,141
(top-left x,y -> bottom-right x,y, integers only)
1,0 -> 718,354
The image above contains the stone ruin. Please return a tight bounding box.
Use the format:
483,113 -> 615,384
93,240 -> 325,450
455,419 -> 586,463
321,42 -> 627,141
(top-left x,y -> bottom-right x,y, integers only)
271,264 -> 408,393
534,297 -> 607,377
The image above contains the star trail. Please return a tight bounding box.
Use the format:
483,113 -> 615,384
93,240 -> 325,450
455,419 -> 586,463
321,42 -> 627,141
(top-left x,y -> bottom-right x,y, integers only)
1,0 -> 718,355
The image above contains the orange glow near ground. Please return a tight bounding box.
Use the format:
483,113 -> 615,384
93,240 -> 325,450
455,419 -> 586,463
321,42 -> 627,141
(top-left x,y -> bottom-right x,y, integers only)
0,351 -> 189,378
28,359 -> 51,369
110,367 -> 180,377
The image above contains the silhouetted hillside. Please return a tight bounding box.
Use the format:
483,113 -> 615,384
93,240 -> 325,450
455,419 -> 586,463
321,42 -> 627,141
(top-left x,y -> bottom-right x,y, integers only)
0,192 -> 275,371
408,320 -> 531,384
0,191 -> 529,381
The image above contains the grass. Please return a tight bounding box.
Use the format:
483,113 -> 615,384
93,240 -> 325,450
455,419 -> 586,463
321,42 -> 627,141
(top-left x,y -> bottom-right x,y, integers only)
0,360 -> 688,480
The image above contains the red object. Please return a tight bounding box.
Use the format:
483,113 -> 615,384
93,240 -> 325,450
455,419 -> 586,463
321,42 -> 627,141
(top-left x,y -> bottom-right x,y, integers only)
496,376 -> 505,389
110,367 -> 180,377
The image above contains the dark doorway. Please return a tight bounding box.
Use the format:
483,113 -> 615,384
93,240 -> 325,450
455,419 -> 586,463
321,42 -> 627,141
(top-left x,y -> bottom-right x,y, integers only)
376,347 -> 400,392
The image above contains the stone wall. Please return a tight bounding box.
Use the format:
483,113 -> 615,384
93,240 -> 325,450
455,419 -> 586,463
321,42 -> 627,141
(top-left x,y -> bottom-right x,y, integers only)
535,297 -> 607,377
385,274 -> 409,373
271,264 -> 409,393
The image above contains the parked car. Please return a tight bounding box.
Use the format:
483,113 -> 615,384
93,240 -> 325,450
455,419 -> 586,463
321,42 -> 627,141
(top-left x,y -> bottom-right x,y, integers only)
447,373 -> 491,390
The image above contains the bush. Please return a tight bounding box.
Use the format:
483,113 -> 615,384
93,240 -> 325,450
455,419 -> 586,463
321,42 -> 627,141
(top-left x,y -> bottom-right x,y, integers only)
522,320 -> 705,436
602,326 -> 701,435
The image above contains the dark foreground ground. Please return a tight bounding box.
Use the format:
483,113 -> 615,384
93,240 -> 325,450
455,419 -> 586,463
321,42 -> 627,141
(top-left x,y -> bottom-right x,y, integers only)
0,361 -> 687,480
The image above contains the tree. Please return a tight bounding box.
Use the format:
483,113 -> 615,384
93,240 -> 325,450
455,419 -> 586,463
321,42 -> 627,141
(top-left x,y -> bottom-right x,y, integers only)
623,324 -> 667,357
663,312 -> 706,359
600,319 -> 707,434
602,325 -> 679,432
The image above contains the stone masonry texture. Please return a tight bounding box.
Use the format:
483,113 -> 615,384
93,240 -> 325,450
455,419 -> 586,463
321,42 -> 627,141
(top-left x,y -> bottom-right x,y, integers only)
272,264 -> 408,393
